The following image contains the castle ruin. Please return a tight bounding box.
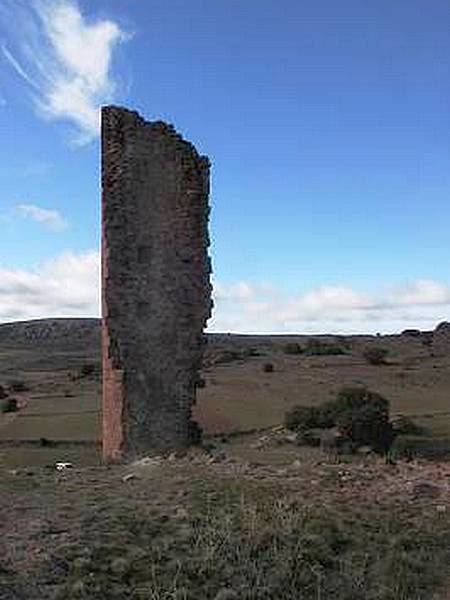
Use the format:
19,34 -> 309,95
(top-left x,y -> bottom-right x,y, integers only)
101,106 -> 212,462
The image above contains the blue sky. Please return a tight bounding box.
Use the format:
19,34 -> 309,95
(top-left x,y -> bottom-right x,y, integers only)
0,0 -> 449,333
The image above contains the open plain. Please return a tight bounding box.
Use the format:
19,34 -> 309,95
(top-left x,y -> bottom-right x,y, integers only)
1,318 -> 450,599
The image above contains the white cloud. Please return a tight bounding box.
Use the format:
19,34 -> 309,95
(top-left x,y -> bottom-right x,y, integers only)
15,203 -> 68,231
214,281 -> 255,302
1,0 -> 127,143
388,279 -> 450,307
0,251 -> 100,322
0,251 -> 448,334
209,280 -> 450,334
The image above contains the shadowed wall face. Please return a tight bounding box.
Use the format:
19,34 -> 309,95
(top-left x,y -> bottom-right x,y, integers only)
101,106 -> 212,462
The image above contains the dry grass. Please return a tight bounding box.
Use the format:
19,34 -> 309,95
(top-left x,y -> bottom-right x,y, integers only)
2,457 -> 450,599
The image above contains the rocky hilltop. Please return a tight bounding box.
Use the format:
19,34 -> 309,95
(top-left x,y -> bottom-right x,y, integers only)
0,318 -> 101,349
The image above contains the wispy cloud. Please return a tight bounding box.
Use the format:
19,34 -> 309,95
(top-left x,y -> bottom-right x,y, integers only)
2,45 -> 40,90
15,203 -> 68,231
1,0 -> 128,143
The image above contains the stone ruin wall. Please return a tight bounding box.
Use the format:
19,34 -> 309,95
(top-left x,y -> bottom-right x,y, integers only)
101,106 -> 212,462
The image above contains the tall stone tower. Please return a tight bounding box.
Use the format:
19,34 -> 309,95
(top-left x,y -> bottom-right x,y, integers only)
101,106 -> 212,462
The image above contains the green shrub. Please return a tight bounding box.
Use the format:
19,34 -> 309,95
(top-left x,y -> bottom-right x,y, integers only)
333,387 -> 395,453
283,342 -> 303,355
0,385 -> 8,400
1,397 -> 18,413
285,405 -> 320,431
284,386 -> 396,454
214,350 -> 242,365
247,347 -> 263,357
39,437 -> 54,447
331,386 -> 389,418
285,404 -> 334,431
363,346 -> 389,365
8,380 -> 28,392
305,339 -> 345,356
80,363 -> 96,377
335,336 -> 351,350
316,400 -> 338,428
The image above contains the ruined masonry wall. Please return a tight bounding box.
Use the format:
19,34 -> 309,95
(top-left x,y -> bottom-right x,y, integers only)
101,106 -> 212,462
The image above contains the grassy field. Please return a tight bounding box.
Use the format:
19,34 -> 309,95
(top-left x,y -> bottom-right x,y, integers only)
1,321 -> 450,598
1,326 -> 450,465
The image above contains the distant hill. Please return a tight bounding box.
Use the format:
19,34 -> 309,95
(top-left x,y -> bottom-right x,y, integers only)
0,317 -> 447,355
0,318 -> 101,348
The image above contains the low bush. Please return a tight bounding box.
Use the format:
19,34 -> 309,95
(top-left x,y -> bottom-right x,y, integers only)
331,386 -> 389,418
80,363 -> 96,377
39,437 -> 54,447
1,397 -> 18,413
334,387 -> 396,454
305,339 -> 345,356
247,347 -> 263,357
214,350 -> 243,365
402,329 -> 421,337
392,415 -> 426,436
335,335 -> 351,350
285,404 -> 334,431
263,363 -> 274,373
285,405 -> 321,431
363,346 -> 389,365
283,342 -> 303,355
393,436 -> 450,460
0,385 -> 8,400
284,386 -> 396,454
8,380 -> 28,392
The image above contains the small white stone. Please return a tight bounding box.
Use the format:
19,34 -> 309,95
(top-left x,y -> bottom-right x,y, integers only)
55,462 -> 73,471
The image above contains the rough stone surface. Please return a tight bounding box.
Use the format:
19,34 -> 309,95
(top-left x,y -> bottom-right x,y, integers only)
101,106 -> 212,462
